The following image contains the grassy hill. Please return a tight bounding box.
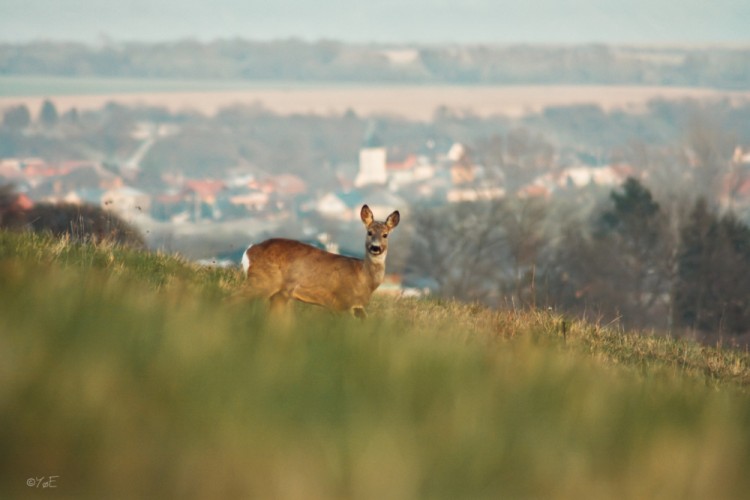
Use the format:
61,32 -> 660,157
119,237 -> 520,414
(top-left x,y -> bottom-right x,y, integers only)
2,230 -> 750,499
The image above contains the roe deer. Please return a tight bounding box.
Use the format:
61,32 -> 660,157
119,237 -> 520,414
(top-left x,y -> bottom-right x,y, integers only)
241,204 -> 400,318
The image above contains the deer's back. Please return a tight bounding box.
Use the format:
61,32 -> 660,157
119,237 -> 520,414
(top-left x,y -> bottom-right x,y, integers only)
245,238 -> 365,291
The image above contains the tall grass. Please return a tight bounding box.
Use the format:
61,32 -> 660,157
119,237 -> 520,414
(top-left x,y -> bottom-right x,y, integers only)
1,230 -> 750,498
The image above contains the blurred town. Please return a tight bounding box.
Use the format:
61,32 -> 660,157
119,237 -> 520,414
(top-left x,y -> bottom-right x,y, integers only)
3,98 -> 749,251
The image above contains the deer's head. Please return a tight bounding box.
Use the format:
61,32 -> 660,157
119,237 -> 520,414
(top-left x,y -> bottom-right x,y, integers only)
361,204 -> 400,258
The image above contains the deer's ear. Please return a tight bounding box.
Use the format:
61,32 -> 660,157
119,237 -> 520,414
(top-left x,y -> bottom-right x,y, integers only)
360,205 -> 374,226
386,210 -> 400,229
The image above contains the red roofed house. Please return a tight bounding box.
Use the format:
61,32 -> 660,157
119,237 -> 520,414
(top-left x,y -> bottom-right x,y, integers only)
260,174 -> 307,197
184,179 -> 227,220
185,179 -> 226,204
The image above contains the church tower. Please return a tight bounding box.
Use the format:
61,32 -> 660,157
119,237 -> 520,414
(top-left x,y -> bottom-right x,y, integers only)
354,121 -> 387,187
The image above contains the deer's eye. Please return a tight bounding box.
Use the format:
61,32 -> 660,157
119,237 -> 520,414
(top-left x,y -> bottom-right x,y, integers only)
368,231 -> 373,236
383,233 -> 388,238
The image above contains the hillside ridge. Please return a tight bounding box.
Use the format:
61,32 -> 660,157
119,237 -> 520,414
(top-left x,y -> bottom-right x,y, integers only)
3,229 -> 750,498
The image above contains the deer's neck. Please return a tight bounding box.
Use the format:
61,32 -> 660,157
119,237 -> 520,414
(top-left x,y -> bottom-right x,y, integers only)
363,251 -> 387,289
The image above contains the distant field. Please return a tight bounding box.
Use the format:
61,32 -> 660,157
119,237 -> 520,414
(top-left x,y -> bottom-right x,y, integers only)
1,76 -> 749,119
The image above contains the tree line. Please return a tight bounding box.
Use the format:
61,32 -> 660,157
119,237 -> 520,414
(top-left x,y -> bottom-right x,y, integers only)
2,40 -> 749,88
406,178 -> 750,337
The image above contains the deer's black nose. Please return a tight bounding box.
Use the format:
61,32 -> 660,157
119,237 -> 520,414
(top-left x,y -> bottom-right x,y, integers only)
369,244 -> 383,255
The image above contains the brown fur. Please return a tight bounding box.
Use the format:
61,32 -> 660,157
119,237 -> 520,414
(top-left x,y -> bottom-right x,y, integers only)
243,205 -> 399,318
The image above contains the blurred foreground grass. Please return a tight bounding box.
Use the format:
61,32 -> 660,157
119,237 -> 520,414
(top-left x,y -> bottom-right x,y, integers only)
2,231 -> 750,499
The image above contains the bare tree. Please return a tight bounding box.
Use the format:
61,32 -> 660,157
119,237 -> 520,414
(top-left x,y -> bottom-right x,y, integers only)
405,198 -> 551,307
685,106 -> 736,203
405,201 -> 506,303
496,197 -> 548,305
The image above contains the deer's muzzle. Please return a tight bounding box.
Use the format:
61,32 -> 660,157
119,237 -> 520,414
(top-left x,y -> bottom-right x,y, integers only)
368,244 -> 384,255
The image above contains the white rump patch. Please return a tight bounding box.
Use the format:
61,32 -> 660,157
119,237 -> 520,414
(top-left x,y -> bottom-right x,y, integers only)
241,244 -> 253,274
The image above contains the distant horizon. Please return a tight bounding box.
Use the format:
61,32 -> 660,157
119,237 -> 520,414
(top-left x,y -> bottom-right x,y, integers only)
2,38 -> 750,50
1,0 -> 748,46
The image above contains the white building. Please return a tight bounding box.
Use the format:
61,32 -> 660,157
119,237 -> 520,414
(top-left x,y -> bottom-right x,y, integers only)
354,123 -> 387,187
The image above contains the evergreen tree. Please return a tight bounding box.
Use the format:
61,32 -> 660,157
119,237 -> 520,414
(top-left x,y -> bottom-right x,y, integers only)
715,215 -> 750,332
674,199 -> 750,335
39,99 -> 59,128
543,178 -> 672,328
594,178 -> 671,327
673,199 -> 716,331
600,177 -> 660,234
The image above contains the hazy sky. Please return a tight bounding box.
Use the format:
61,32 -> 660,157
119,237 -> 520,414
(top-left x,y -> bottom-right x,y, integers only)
1,0 -> 748,44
